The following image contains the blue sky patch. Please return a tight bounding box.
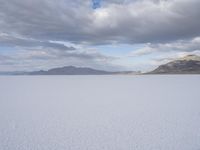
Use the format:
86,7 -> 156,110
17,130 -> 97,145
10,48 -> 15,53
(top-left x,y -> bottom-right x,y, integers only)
92,0 -> 101,9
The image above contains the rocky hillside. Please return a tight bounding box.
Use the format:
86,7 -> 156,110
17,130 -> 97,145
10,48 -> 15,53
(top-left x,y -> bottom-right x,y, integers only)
148,55 -> 200,74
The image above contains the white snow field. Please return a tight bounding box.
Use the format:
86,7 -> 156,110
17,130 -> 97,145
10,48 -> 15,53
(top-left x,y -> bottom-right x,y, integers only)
0,75 -> 200,150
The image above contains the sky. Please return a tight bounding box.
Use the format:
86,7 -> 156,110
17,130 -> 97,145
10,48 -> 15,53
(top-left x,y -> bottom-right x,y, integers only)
0,0 -> 200,72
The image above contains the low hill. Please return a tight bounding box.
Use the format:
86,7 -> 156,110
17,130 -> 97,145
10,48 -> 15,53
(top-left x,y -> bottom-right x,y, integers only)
29,66 -> 113,75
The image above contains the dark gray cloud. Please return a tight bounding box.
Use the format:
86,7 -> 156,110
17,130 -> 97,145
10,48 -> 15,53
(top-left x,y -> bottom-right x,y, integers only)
0,0 -> 91,43
0,0 -> 200,44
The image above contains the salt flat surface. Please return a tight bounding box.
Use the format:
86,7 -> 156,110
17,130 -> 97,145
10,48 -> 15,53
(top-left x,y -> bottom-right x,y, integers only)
0,75 -> 200,150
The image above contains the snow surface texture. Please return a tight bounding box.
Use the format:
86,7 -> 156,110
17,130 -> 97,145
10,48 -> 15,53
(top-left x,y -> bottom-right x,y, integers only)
0,75 -> 200,150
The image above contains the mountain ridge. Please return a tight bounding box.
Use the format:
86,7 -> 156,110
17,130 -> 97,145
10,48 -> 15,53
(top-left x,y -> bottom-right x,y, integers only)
147,55 -> 200,74
0,66 -> 139,75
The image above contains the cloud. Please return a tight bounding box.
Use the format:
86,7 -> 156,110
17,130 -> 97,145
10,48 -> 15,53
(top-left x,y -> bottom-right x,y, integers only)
0,0 -> 200,44
0,33 -> 76,51
130,37 -> 200,57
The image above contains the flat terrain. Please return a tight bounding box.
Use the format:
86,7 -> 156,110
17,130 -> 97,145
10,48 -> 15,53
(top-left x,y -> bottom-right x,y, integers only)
0,75 -> 200,150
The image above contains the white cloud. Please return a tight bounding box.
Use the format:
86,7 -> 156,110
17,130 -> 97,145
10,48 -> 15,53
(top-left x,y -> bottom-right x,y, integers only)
130,37 -> 200,57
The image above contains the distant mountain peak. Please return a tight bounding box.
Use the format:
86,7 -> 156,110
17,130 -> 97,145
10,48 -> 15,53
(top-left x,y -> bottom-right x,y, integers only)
148,54 -> 200,74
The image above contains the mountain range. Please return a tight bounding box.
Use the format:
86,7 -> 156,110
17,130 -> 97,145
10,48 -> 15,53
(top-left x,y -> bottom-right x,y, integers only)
0,66 -> 139,75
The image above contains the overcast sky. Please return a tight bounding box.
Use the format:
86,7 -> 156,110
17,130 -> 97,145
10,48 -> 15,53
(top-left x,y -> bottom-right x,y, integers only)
0,0 -> 200,72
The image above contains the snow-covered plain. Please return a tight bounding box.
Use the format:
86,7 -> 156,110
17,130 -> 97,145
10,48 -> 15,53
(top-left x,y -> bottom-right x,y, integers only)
0,75 -> 200,150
